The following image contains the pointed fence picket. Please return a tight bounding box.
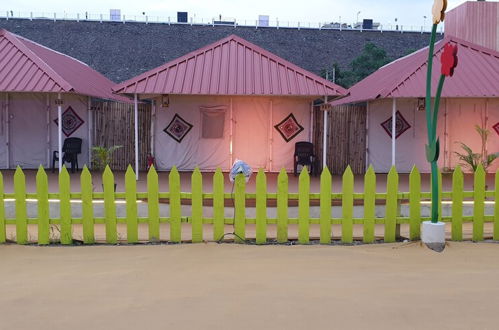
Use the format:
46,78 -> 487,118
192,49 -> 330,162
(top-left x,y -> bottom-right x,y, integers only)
363,166 -> 376,243
36,166 -> 50,245
0,165 -> 497,245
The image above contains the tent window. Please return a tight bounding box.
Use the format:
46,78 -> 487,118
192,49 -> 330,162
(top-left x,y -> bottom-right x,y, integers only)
200,106 -> 226,139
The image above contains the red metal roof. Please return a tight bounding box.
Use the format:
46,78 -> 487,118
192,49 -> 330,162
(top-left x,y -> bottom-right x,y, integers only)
0,29 -> 125,101
113,34 -> 347,98
331,36 -> 499,105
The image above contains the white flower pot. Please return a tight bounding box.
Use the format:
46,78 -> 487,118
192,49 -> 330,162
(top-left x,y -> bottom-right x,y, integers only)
422,221 -> 446,252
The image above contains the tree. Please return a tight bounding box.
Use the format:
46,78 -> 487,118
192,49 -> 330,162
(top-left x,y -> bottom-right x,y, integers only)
321,43 -> 391,88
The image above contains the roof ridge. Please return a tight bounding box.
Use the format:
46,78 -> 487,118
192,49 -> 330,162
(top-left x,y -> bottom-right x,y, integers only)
2,30 -> 74,92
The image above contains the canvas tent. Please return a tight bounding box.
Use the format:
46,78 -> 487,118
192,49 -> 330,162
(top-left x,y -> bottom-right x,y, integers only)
114,34 -> 346,173
331,36 -> 499,173
0,29 -> 126,170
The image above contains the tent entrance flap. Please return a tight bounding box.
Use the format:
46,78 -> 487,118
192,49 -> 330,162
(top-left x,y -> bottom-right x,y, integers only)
232,99 -> 269,171
9,93 -> 47,169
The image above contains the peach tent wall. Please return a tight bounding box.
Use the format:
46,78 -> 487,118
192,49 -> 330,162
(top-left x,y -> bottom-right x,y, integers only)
114,35 -> 347,174
0,92 -> 92,169
366,97 -> 499,173
150,94 -> 312,172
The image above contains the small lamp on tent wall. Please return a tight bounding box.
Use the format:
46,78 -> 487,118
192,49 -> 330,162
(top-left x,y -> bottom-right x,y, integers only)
417,98 -> 425,112
161,95 -> 170,108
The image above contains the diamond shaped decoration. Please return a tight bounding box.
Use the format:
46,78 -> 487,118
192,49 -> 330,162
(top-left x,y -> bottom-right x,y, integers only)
380,111 -> 411,139
493,122 -> 499,136
274,113 -> 304,142
164,114 -> 193,143
54,106 -> 84,137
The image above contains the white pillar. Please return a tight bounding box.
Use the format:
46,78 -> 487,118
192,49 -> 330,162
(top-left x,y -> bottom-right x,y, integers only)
391,98 -> 396,167
309,101 -> 314,142
229,97 -> 234,167
58,93 -> 62,172
150,99 -> 156,156
5,93 -> 9,169
365,101 -> 370,171
87,96 -> 93,169
269,99 -> 273,172
46,94 -> 50,168
322,96 -> 328,170
134,94 -> 139,180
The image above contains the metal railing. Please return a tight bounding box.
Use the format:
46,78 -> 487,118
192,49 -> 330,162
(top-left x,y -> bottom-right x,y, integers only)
0,10 -> 444,34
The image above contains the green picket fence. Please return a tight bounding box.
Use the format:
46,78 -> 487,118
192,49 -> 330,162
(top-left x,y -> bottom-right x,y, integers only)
0,164 -> 497,245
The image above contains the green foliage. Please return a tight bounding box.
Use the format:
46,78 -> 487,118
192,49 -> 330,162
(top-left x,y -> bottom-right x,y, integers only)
91,145 -> 122,171
454,125 -> 499,172
321,43 -> 392,88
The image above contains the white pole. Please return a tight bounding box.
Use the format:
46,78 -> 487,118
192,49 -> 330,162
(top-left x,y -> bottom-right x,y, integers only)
5,93 -> 9,169
229,98 -> 233,167
485,98 -> 489,162
269,99 -> 273,172
322,97 -> 328,170
46,94 -> 50,168
391,98 -> 396,167
365,101 -> 370,171
151,99 -> 156,156
309,101 -> 314,142
134,94 -> 139,180
87,96 -> 92,169
58,93 -> 62,172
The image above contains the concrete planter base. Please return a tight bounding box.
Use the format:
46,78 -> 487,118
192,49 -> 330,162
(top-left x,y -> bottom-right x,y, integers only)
422,221 -> 446,252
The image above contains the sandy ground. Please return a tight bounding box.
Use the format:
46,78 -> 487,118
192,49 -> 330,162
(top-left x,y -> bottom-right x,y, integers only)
1,242 -> 499,330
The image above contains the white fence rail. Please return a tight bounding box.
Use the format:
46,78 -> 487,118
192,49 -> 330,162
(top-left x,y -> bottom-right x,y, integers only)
0,10 -> 444,34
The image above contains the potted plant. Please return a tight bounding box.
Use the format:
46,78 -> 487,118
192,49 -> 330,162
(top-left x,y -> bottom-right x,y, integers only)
92,145 -> 122,191
454,125 -> 499,173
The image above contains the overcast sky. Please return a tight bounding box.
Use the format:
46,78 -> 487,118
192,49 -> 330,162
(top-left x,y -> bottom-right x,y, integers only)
3,0 -> 467,27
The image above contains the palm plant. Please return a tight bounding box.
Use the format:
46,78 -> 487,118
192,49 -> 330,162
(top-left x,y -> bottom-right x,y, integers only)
454,125 -> 499,172
91,145 -> 122,171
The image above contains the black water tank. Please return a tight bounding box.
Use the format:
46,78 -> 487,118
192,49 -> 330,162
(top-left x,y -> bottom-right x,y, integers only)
177,12 -> 188,23
363,19 -> 373,29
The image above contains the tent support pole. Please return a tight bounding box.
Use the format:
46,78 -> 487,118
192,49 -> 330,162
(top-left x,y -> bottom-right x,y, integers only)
229,98 -> 233,167
322,96 -> 328,170
5,93 -> 9,169
309,101 -> 314,142
134,93 -> 139,180
485,98 -> 489,160
443,99 -> 448,169
46,94 -> 50,168
269,99 -> 273,172
365,101 -> 370,171
151,99 -> 156,157
58,93 -> 62,172
87,96 -> 92,169
391,98 -> 396,167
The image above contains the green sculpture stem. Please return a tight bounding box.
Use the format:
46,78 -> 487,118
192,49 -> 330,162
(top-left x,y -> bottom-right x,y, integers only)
425,23 -> 440,224
425,24 -> 438,143
432,75 -> 446,137
430,75 -> 446,223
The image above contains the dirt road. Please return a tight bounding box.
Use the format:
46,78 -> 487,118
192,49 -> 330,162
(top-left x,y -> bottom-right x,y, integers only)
1,242 -> 498,329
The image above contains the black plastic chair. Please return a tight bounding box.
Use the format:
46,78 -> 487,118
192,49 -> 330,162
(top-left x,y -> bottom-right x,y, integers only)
52,138 -> 82,173
294,141 -> 315,176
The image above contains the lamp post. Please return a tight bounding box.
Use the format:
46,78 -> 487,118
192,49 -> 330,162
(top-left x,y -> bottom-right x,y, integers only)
423,15 -> 427,31
356,11 -> 361,27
